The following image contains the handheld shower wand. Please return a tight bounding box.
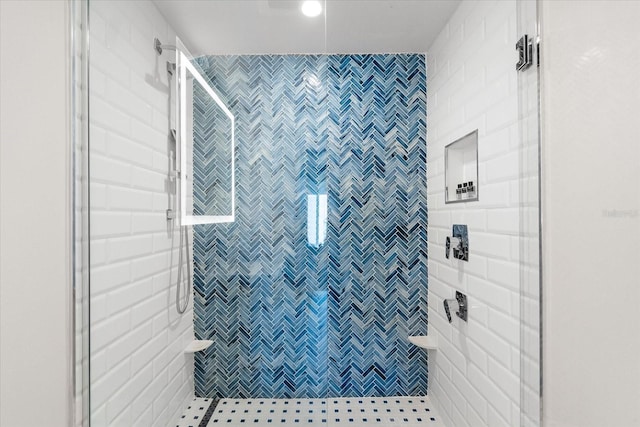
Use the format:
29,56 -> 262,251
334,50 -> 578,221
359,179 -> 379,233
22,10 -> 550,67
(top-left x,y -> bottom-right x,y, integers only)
159,37 -> 191,315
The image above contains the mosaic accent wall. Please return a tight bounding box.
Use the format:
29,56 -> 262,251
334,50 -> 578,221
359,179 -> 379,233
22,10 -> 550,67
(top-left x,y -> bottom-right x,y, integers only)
192,54 -> 427,399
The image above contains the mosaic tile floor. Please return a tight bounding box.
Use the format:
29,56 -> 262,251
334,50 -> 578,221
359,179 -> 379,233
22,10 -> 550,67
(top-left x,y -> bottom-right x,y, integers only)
176,397 -> 217,427
204,397 -> 444,427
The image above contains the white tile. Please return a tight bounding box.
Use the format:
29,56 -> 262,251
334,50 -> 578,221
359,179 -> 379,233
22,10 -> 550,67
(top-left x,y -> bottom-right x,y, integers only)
107,279 -> 152,316
106,364 -> 153,424
131,117 -> 167,151
107,234 -> 154,262
130,290 -> 169,330
486,404 -> 510,427
91,260 -> 131,295
91,310 -> 131,351
131,212 -> 167,234
90,154 -> 132,186
89,4 -> 193,425
488,308 -> 519,346
90,349 -> 108,383
466,276 -> 511,311
487,356 -> 520,400
91,403 -> 108,427
90,294 -> 108,324
484,151 -> 519,183
105,320 -> 153,368
466,321 -> 512,369
132,406 -> 153,427
471,232 -> 510,260
476,181 -> 510,209
131,329 -> 168,375
130,252 -> 169,281
91,94 -> 132,135
130,166 -> 166,192
467,364 -> 511,423
486,258 -> 519,291
91,38 -> 131,89
205,397 -> 444,427
91,183 -> 109,209
91,358 -> 130,408
176,397 -> 215,427
131,373 -> 168,422
108,78 -> 154,124
486,209 -> 520,235
91,211 -> 131,238
109,125 -> 155,163
451,367 -> 487,422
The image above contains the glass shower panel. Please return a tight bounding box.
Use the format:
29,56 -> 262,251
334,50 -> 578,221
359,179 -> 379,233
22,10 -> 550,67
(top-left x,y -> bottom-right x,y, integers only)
517,1 -> 542,425
80,1 -> 542,426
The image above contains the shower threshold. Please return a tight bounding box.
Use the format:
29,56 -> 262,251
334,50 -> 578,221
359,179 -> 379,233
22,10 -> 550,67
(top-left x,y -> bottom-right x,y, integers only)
177,396 -> 444,427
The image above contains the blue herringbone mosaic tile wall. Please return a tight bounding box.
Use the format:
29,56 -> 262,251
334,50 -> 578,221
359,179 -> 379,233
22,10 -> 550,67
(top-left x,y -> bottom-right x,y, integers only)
192,54 -> 427,399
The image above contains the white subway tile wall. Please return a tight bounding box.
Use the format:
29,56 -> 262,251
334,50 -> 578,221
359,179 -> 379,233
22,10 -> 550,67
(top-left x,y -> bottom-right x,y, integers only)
89,1 -> 194,426
426,1 -> 533,426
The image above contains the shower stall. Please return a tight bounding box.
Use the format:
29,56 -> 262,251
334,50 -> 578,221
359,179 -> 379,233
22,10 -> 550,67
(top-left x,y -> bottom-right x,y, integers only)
73,1 -> 542,426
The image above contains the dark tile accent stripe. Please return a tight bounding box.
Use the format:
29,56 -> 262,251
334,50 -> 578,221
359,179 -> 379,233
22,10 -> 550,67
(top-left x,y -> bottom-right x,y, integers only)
199,398 -> 218,427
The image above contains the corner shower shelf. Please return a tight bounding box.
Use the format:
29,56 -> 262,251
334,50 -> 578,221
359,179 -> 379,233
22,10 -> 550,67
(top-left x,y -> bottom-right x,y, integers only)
408,335 -> 438,350
184,340 -> 213,353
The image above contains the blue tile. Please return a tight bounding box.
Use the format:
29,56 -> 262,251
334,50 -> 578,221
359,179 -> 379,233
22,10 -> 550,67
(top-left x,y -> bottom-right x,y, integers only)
193,54 -> 428,398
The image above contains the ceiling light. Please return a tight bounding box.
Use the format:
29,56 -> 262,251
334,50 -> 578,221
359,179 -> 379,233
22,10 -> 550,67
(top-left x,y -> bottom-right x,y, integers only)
301,0 -> 322,17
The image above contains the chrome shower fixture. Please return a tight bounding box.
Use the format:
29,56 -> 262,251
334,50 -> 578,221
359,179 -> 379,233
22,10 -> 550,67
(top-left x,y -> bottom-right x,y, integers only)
446,224 -> 469,261
444,291 -> 468,323
154,37 -> 178,55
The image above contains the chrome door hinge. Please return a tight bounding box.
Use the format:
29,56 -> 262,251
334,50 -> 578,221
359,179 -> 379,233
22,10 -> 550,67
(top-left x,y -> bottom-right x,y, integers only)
516,35 -> 534,71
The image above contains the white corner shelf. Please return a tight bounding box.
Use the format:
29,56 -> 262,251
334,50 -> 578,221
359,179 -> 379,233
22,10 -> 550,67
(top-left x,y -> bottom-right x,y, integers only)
184,339 -> 213,353
408,335 -> 438,350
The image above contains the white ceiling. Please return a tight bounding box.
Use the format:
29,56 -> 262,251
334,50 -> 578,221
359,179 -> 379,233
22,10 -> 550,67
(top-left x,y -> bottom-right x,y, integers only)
153,0 -> 461,56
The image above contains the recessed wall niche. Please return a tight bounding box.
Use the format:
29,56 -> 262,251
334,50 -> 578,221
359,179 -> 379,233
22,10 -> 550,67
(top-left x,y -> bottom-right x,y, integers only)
445,130 -> 478,203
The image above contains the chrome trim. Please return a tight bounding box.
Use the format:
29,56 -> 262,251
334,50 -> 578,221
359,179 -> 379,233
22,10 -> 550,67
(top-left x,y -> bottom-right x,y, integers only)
69,0 -> 76,424
71,0 -> 90,425
516,0 -> 543,425
155,37 -> 179,55
84,0 -> 91,423
535,1 -> 544,422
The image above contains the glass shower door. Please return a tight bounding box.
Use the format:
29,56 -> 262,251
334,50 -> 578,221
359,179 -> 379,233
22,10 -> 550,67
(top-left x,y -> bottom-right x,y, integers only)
517,1 -> 542,425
